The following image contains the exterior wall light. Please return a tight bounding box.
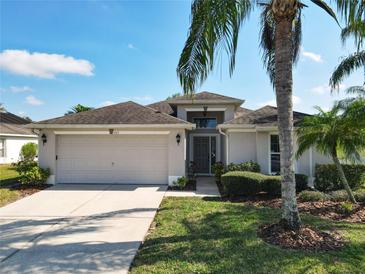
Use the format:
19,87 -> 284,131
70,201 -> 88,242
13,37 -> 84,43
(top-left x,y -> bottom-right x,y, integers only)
203,106 -> 208,117
176,133 -> 181,145
41,134 -> 47,145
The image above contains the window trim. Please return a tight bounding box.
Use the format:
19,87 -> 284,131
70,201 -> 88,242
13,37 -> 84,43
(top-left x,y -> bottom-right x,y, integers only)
268,133 -> 280,175
192,117 -> 217,129
0,138 -> 6,158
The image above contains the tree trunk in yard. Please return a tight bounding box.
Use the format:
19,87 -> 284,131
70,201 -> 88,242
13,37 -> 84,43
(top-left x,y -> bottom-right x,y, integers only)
332,153 -> 357,203
273,0 -> 301,230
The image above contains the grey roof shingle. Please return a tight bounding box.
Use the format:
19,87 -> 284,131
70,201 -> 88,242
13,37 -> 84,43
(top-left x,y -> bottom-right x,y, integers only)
0,112 -> 31,124
147,100 -> 175,115
224,105 -> 309,127
34,101 -> 191,125
0,123 -> 35,135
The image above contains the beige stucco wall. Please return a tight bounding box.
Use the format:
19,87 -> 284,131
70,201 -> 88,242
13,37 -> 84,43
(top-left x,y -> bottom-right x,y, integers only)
0,136 -> 38,164
226,131 -> 333,181
38,128 -> 187,185
228,132 -> 257,164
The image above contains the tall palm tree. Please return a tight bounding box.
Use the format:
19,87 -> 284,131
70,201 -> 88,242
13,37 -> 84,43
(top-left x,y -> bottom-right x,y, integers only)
296,104 -> 365,203
177,0 -> 346,230
65,104 -> 94,115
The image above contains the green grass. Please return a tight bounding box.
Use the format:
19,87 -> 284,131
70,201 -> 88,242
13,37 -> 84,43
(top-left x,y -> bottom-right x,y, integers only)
0,164 -> 20,187
0,164 -> 21,206
0,188 -> 20,207
131,197 -> 365,274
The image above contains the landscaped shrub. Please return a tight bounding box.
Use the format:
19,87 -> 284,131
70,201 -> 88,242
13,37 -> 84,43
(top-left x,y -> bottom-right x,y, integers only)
263,176 -> 282,196
315,164 -> 365,191
354,190 -> 365,203
19,142 -> 38,161
295,174 -> 308,192
227,161 -> 261,173
212,162 -> 225,182
173,176 -> 188,190
299,190 -> 327,202
222,171 -> 265,196
329,190 -> 349,202
14,161 -> 50,185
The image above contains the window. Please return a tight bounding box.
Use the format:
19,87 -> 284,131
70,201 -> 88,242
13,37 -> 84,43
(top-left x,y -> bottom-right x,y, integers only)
193,118 -> 217,128
0,139 -> 5,157
270,135 -> 280,174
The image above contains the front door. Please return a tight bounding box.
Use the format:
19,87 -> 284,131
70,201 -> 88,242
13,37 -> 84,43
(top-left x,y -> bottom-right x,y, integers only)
193,136 -> 217,174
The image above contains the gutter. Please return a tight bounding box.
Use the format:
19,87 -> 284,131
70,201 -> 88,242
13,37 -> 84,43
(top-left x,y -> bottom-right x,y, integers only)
26,123 -> 196,130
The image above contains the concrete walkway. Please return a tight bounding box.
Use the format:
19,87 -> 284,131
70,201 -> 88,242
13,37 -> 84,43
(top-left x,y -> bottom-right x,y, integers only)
0,184 -> 166,274
165,177 -> 220,197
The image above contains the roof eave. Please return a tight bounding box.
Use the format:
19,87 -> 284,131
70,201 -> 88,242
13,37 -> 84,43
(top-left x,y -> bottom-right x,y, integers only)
26,123 -> 196,130
167,99 -> 244,106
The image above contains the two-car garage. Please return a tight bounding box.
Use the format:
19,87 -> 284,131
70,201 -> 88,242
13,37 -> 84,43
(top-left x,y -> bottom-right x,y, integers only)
56,135 -> 169,185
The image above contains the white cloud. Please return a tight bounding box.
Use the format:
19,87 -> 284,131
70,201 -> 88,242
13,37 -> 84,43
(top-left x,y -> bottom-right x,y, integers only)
9,86 -> 33,93
127,43 -> 136,50
0,49 -> 94,78
301,48 -> 323,63
311,83 -> 346,94
100,100 -> 116,107
26,95 -> 44,106
258,96 -> 302,107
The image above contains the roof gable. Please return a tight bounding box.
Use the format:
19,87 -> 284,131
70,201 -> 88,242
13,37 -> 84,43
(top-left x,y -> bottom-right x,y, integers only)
34,101 -> 191,125
166,91 -> 244,105
223,105 -> 309,127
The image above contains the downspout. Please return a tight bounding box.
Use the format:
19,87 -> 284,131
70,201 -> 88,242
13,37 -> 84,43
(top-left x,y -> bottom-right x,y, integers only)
218,127 -> 229,165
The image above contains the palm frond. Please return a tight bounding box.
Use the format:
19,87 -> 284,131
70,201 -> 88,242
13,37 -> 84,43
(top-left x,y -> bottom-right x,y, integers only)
341,20 -> 365,50
330,50 -> 365,90
310,0 -> 341,26
177,0 -> 252,94
259,3 -> 302,85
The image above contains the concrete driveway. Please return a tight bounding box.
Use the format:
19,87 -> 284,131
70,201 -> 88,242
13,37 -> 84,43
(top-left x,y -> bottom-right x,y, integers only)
0,184 -> 166,274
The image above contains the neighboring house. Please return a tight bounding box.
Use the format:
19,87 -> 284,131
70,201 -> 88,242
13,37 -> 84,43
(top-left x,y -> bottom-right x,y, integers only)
28,91 -> 330,185
0,111 -> 38,164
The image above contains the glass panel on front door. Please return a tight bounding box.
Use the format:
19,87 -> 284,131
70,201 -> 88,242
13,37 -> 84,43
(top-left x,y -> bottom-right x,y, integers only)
193,136 -> 217,174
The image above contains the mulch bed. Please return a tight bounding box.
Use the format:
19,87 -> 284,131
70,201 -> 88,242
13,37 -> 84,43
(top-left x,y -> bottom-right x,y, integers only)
167,179 -> 196,191
258,223 -> 345,251
228,194 -> 365,223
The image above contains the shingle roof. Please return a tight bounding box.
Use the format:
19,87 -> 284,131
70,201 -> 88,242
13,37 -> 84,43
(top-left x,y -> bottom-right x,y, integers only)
0,123 -> 35,135
34,101 -> 191,125
147,100 -> 175,115
234,107 -> 253,118
0,112 -> 31,124
223,105 -> 309,127
166,91 -> 244,104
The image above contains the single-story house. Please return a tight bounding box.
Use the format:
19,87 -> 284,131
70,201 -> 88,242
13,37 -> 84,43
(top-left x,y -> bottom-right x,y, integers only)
28,92 -> 331,185
0,111 -> 38,164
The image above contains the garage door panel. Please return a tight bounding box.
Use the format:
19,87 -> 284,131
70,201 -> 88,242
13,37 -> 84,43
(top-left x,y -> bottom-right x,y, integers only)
56,135 -> 168,184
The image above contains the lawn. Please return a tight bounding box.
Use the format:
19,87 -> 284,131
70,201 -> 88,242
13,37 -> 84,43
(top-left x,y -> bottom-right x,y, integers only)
0,164 -> 20,187
0,164 -> 22,207
131,197 -> 365,274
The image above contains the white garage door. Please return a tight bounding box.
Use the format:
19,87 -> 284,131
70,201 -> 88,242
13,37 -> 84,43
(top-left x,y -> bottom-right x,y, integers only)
56,135 -> 168,184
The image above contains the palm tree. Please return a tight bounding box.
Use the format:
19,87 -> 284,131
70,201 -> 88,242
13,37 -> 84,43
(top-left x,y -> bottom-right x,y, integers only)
177,0 -> 349,230
296,105 -> 365,203
65,104 -> 94,115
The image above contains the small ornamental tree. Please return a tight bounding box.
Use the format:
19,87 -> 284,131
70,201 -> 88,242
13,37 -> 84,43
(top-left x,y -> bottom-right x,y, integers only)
20,142 -> 38,161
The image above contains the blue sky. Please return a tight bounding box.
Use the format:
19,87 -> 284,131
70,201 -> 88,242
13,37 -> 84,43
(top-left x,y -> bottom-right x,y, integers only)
0,0 -> 362,121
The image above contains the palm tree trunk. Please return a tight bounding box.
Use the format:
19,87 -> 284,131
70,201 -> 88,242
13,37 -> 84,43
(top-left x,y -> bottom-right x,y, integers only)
332,153 -> 357,203
273,2 -> 301,230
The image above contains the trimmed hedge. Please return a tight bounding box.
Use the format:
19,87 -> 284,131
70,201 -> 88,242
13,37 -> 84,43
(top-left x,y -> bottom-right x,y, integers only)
315,164 -> 365,191
222,172 -> 309,197
222,171 -> 282,196
226,161 -> 261,173
299,190 -> 327,202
